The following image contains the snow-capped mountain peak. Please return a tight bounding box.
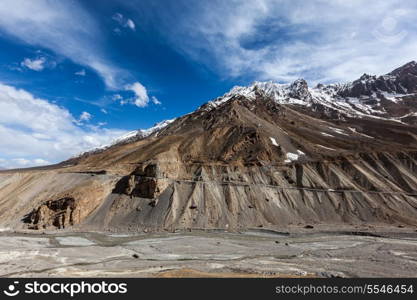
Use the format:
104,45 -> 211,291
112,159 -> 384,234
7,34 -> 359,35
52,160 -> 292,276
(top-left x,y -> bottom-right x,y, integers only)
73,62 -> 417,161
197,61 -> 417,124
203,79 -> 313,111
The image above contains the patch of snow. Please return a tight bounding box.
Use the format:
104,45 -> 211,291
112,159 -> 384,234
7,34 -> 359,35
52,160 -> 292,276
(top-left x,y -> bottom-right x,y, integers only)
140,118 -> 176,137
106,118 -> 175,145
329,127 -> 349,136
200,78 -> 417,124
358,132 -> 375,139
321,132 -> 334,137
108,130 -> 139,146
381,92 -> 400,103
270,137 -> 279,146
73,118 -> 176,158
317,145 -> 336,151
284,149 -> 306,163
400,112 -> 417,118
381,92 -> 414,103
286,152 -> 299,161
204,80 -> 312,111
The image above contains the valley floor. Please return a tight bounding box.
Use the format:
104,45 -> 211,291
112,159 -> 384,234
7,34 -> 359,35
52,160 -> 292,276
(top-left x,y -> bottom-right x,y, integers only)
0,227 -> 416,278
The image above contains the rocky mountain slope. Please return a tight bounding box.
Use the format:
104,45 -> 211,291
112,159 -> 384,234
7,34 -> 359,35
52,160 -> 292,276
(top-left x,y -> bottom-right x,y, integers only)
1,62 -> 417,232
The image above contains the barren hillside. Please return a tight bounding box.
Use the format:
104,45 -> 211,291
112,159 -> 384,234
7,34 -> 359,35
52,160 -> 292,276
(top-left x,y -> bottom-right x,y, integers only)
2,62 -> 417,232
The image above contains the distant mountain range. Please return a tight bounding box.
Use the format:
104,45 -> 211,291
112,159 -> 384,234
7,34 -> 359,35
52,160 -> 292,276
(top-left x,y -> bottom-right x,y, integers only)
1,61 -> 417,232
84,60 -> 417,154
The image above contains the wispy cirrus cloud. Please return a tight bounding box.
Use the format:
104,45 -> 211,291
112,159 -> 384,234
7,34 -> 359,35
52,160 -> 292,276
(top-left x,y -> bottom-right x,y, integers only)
131,0 -> 417,84
75,69 -> 86,76
151,96 -> 162,105
0,0 -> 130,90
0,158 -> 50,169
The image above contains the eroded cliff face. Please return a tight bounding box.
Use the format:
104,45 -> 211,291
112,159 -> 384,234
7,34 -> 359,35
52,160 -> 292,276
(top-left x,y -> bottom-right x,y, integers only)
0,171 -> 118,230
80,151 -> 417,231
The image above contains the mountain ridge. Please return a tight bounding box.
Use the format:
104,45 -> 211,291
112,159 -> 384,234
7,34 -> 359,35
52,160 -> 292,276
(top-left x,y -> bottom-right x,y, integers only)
1,61 -> 417,232
72,61 -> 417,159
98,61 -> 417,155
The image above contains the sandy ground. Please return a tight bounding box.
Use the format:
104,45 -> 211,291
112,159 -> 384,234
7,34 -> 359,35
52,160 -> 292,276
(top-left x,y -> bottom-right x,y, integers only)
0,228 -> 416,278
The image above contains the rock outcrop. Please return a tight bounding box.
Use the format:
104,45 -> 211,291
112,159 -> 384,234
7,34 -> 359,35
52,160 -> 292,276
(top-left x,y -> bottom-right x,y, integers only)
23,197 -> 76,230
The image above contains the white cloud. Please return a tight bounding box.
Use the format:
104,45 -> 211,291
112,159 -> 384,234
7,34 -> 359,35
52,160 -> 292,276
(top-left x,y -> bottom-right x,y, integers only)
112,94 -> 123,101
79,111 -> 92,122
2,158 -> 51,169
0,82 -> 127,168
112,13 -> 124,24
75,69 -> 86,76
112,13 -> 136,31
0,0 -> 129,89
151,96 -> 161,105
21,57 -> 46,71
33,158 -> 50,165
125,82 -> 149,107
144,0 -> 417,83
126,19 -> 136,31
100,108 -> 108,114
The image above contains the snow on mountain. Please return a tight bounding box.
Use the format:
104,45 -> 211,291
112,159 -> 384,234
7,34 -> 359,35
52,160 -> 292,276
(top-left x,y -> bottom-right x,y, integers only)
269,137 -> 279,147
103,118 -> 176,148
204,79 -> 313,111
200,61 -> 417,123
139,119 -> 176,137
75,118 -> 176,157
73,61 -> 417,160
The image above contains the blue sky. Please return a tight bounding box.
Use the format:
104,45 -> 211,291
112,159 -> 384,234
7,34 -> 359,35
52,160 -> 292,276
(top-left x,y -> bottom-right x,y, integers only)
0,0 -> 416,168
